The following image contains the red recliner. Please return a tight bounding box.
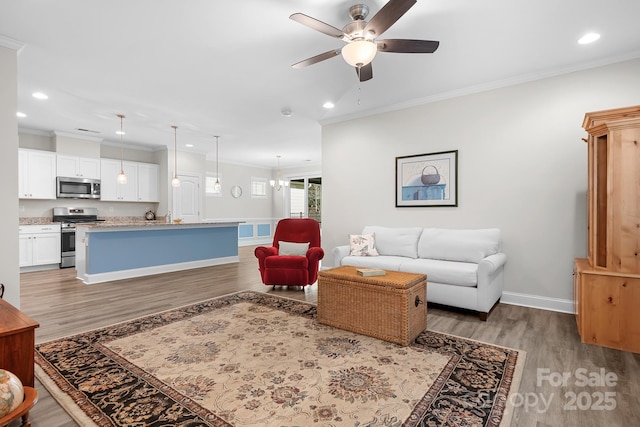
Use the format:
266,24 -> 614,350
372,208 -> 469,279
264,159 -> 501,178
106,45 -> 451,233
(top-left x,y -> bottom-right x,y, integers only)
254,218 -> 324,287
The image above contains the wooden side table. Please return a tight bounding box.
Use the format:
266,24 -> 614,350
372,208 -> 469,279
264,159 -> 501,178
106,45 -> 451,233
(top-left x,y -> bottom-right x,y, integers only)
0,299 -> 39,387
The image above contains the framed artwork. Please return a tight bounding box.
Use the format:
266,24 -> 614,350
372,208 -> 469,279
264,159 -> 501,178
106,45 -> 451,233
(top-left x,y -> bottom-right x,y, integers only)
395,150 -> 458,207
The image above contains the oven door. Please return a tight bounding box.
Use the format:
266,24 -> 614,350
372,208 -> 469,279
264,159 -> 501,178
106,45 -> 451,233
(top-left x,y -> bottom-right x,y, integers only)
60,228 -> 76,268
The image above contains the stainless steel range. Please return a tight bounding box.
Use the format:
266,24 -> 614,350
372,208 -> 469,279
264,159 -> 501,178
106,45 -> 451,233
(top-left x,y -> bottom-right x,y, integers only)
53,207 -> 102,268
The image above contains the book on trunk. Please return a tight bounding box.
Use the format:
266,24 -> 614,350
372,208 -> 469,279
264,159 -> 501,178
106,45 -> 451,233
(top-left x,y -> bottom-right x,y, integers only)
356,268 -> 386,277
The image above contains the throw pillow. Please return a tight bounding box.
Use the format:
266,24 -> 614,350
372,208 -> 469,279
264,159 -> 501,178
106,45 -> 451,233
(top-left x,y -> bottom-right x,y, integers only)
349,234 -> 379,256
278,241 -> 309,256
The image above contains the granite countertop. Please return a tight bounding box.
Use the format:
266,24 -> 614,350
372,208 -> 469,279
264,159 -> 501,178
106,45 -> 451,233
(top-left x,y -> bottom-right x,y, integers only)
18,216 -> 168,226
19,216 -> 241,227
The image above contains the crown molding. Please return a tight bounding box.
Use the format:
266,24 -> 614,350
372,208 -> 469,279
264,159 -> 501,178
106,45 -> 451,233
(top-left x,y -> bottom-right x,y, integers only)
52,130 -> 103,143
0,35 -> 25,53
321,52 -> 640,127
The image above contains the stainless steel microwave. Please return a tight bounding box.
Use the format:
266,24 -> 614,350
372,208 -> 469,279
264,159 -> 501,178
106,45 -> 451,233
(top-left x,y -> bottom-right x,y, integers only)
56,177 -> 101,199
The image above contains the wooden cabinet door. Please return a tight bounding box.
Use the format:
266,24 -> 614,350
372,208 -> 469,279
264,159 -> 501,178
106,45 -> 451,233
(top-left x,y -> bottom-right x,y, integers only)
581,274 -> 640,353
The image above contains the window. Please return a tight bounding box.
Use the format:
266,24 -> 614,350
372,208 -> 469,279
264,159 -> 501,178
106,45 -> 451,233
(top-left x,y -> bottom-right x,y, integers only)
252,177 -> 268,198
206,174 -> 222,196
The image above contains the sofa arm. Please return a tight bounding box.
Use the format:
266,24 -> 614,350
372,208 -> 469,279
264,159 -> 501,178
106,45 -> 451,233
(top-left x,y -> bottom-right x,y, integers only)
478,253 -> 506,276
476,252 -> 507,313
332,245 -> 350,267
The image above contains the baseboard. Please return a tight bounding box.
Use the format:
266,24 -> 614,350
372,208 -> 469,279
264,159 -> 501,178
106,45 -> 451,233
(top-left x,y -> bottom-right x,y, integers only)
238,238 -> 271,247
79,256 -> 239,285
500,291 -> 575,314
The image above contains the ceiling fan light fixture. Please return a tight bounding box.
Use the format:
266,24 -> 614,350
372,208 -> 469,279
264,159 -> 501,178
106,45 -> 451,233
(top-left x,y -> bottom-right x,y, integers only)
341,39 -> 377,67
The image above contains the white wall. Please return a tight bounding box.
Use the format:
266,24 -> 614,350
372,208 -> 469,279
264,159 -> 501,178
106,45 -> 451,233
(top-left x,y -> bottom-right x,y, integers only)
0,45 -> 19,307
322,58 -> 640,311
204,161 -> 273,219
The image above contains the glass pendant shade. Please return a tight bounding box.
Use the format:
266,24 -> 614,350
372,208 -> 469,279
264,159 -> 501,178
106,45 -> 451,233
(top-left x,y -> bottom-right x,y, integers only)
341,40 -> 377,67
117,170 -> 127,184
171,176 -> 181,187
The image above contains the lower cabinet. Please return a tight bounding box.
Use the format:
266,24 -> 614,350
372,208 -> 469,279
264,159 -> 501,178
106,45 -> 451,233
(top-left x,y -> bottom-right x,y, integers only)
19,224 -> 61,268
574,258 -> 640,353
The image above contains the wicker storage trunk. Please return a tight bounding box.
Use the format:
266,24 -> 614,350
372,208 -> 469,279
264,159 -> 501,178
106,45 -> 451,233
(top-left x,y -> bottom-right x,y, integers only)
317,266 -> 427,346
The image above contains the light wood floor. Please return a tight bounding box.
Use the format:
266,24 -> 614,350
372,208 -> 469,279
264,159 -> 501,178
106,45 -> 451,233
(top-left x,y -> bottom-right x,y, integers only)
15,246 -> 640,427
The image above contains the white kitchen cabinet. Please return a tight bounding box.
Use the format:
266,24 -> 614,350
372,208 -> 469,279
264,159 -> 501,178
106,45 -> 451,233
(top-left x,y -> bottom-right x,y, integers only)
57,154 -> 101,179
19,224 -> 61,268
18,149 -> 57,199
137,163 -> 159,202
100,159 -> 157,202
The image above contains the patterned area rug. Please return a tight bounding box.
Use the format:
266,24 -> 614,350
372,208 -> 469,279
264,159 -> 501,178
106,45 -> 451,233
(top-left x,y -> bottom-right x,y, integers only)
35,291 -> 525,426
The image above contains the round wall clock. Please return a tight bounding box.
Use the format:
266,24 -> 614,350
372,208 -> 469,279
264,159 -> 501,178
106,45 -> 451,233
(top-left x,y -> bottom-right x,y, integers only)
231,185 -> 243,198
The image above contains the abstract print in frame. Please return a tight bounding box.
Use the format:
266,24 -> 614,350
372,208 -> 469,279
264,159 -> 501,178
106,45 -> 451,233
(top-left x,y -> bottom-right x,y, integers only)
396,150 -> 458,207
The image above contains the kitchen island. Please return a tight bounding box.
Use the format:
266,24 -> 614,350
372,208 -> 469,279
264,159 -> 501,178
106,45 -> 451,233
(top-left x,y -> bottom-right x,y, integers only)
75,222 -> 241,284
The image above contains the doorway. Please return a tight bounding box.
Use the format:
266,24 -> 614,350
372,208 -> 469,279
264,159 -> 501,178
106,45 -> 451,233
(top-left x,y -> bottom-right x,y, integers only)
172,174 -> 201,223
289,176 -> 321,223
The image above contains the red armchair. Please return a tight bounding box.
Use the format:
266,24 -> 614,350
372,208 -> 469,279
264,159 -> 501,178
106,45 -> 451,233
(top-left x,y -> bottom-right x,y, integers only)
254,218 -> 324,288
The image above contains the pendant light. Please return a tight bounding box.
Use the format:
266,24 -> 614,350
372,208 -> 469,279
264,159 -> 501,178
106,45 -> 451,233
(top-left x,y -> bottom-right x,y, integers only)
171,125 -> 180,187
116,114 -> 127,184
214,135 -> 221,191
269,155 -> 288,191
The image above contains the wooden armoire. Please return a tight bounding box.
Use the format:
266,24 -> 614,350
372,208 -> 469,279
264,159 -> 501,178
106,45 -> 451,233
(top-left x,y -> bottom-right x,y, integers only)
574,105 -> 640,353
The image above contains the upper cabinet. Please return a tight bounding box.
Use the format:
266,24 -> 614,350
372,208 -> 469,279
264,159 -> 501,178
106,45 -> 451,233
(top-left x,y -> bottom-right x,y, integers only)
56,155 -> 101,179
100,159 -> 159,202
18,149 -> 56,199
137,162 -> 160,202
582,105 -> 640,273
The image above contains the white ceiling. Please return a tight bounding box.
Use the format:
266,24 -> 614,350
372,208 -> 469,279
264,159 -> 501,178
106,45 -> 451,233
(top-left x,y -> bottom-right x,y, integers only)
2,0 -> 640,169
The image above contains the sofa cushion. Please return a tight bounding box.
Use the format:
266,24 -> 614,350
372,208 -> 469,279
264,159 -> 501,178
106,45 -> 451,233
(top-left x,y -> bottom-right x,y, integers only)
418,228 -> 501,263
399,258 -> 478,287
349,234 -> 379,256
362,226 -> 423,259
340,255 -> 407,271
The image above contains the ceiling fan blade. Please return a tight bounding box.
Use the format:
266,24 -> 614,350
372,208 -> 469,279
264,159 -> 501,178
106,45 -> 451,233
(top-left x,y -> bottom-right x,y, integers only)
364,0 -> 417,38
292,49 -> 341,69
377,39 -> 439,53
356,63 -> 373,82
290,13 -> 348,40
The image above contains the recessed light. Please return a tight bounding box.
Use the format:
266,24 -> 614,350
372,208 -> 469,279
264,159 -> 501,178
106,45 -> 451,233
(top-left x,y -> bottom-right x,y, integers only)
323,101 -> 335,109
115,131 -> 126,135
281,108 -> 293,117
185,144 -> 194,148
16,112 -> 26,118
578,32 -> 600,45
32,92 -> 48,100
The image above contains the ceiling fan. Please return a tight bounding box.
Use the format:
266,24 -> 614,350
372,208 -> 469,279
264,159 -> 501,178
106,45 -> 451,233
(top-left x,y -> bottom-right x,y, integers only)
290,0 -> 439,82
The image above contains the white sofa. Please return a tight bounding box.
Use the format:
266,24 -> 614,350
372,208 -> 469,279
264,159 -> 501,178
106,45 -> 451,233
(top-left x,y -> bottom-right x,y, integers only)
332,226 -> 506,320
